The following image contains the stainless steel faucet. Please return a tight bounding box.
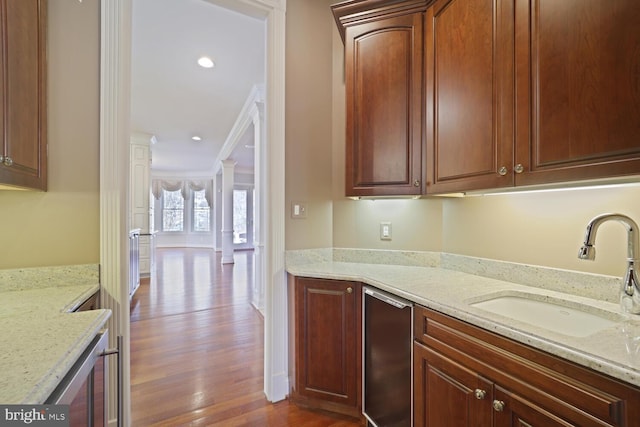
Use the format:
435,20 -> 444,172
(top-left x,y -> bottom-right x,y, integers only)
578,213 -> 640,314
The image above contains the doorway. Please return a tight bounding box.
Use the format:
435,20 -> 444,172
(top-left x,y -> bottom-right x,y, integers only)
100,2 -> 288,425
234,185 -> 254,250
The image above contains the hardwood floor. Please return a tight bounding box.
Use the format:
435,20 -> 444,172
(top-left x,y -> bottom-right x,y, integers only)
130,248 -> 363,426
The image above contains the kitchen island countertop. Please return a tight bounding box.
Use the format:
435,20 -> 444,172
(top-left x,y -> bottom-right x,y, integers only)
287,249 -> 640,389
0,264 -> 111,404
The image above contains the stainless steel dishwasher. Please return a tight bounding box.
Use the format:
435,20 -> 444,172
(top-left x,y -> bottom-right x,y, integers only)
363,286 -> 413,427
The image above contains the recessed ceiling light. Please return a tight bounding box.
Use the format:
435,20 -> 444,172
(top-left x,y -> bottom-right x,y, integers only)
192,136 -> 202,141
197,56 -> 215,69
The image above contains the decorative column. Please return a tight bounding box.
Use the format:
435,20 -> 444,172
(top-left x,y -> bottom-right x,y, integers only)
221,159 -> 236,264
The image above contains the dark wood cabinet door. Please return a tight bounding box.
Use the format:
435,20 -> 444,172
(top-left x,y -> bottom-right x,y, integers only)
515,0 -> 640,186
345,12 -> 423,197
414,341 -> 492,427
294,278 -> 360,412
493,387 -> 579,427
0,0 -> 47,190
425,0 -> 514,194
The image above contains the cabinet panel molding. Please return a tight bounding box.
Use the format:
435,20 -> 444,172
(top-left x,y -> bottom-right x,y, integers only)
332,0 -> 433,42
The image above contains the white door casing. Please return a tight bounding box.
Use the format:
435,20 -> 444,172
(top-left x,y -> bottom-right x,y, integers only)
100,1 -> 288,426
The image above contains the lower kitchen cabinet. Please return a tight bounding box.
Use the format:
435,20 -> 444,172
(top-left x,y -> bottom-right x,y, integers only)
414,342 -> 493,426
288,276 -> 362,419
414,305 -> 640,426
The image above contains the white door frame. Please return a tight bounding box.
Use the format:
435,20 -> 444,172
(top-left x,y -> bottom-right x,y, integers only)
233,184 -> 255,250
100,1 -> 288,425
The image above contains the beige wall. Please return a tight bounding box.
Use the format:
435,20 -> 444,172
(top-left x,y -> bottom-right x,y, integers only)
0,0 -> 100,268
284,0 -> 336,249
332,198 -> 443,251
442,185 -> 640,277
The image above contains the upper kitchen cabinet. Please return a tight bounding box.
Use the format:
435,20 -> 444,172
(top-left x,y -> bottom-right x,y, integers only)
425,0 -> 514,194
515,0 -> 640,187
332,0 -> 429,197
426,0 -> 640,194
0,0 -> 47,191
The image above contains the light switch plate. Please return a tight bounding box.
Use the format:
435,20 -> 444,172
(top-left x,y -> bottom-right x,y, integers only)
380,221 -> 392,240
291,201 -> 307,219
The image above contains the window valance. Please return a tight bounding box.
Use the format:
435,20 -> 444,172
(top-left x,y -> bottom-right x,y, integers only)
152,179 -> 213,206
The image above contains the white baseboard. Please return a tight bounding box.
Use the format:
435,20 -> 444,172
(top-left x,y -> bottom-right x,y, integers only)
266,371 -> 289,403
155,243 -> 215,249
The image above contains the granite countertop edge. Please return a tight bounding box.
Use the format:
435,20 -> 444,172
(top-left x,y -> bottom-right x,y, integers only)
23,308 -> 112,404
286,261 -> 640,389
0,268 -> 112,404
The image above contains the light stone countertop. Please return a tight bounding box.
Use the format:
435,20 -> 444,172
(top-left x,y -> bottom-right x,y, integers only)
0,265 -> 111,404
286,249 -> 640,389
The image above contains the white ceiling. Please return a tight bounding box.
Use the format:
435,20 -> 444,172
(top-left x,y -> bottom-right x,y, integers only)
130,0 -> 265,175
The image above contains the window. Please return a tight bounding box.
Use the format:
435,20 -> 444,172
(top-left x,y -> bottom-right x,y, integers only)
162,189 -> 184,231
233,189 -> 248,243
154,179 -> 213,234
193,189 -> 210,232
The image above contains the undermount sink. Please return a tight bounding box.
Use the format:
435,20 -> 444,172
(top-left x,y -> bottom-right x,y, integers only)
468,292 -> 624,337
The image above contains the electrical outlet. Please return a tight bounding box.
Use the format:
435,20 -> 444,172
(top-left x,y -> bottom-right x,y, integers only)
380,222 -> 392,240
291,201 -> 307,219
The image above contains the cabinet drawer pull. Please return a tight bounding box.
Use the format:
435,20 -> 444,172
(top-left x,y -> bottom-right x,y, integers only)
498,166 -> 508,176
413,179 -> 420,187
2,156 -> 12,166
492,400 -> 505,412
474,389 -> 486,400
514,163 -> 524,174
346,287 -> 353,294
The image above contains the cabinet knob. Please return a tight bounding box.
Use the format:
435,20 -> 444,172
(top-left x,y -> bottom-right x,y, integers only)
498,166 -> 508,176
413,179 -> 420,187
2,156 -> 12,166
346,287 -> 353,294
492,400 -> 505,412
514,163 -> 524,174
474,389 -> 486,400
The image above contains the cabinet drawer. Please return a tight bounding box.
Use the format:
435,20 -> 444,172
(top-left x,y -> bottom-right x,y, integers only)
414,305 -> 639,426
